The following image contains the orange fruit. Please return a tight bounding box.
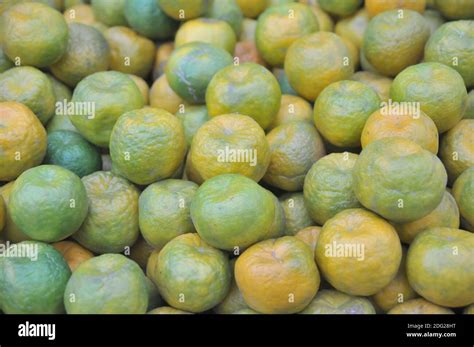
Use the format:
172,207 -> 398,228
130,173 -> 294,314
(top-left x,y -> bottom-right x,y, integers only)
206,63 -> 281,130
187,114 -> 270,183
263,122 -> 326,191
424,20 -> 474,88
0,102 -> 47,182
315,209 -> 402,296
395,191 -> 460,244
105,26 -> 155,78
149,75 -> 186,114
268,95 -> 313,130
235,236 -> 320,314
175,18 -> 237,54
362,9 -> 429,77
372,248 -> 417,312
314,80 -> 380,148
279,192 -> 314,236
353,138 -> 447,223
285,32 -> 355,101
361,109 -> 439,154
439,119 -> 474,183
304,153 -> 361,225
255,3 -> 319,67
390,62 -> 467,133
407,227 -> 474,307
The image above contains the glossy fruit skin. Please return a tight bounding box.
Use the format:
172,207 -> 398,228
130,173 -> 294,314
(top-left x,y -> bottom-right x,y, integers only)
256,3 -> 319,67
351,71 -> 392,102
124,0 -> 178,40
390,62 -> 467,133
395,191 -> 460,244
206,0 -> 243,37
70,71 -> 145,148
0,66 -> 56,125
362,10 -> 429,77
366,0 -> 426,18
433,0 -> 474,19
440,119 -> 474,184
268,94 -> 312,130
206,63 -> 281,130
52,240 -> 94,272
453,168 -> 474,229
0,2 -> 68,67
64,254 -> 149,314
166,42 -> 233,104
152,233 -> 231,313
0,241 -> 71,314
388,298 -> 454,314
73,171 -> 139,254
279,192 -> 314,236
10,165 -> 88,242
139,179 -> 198,249
0,102 -> 47,181
51,23 -> 110,87
45,130 -> 102,178
149,75 -> 186,114
361,109 -> 439,154
284,32 -> 355,102
176,105 -> 209,146
235,236 -> 320,314
353,138 -> 447,223
335,9 -> 368,49
158,0 -> 208,20
191,174 -> 276,251
105,26 -> 156,78
175,18 -> 237,54
187,114 -> 270,183
372,248 -> 417,312
314,80 -> 380,148
301,289 -> 376,314
304,153 -> 361,226
424,21 -> 474,88
109,107 -> 186,185
315,209 -> 402,296
91,0 -> 127,26
264,122 -> 325,191
407,228 -> 474,307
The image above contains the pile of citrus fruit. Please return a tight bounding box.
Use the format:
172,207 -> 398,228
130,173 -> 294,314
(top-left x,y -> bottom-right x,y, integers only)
0,0 -> 473,315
